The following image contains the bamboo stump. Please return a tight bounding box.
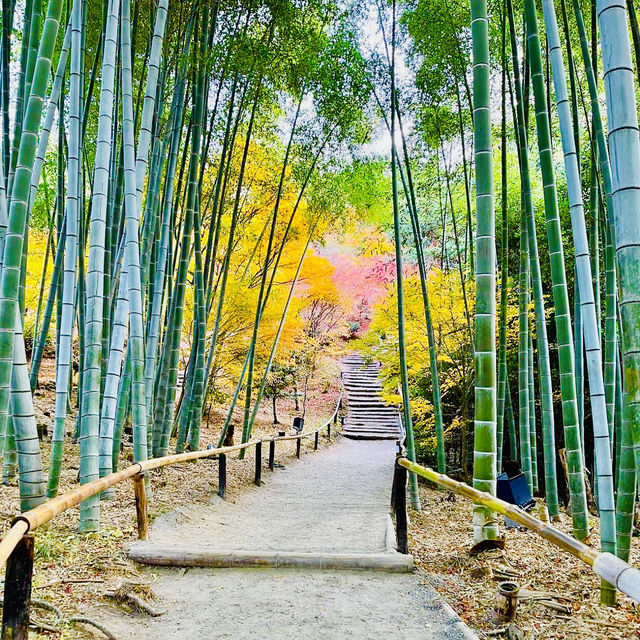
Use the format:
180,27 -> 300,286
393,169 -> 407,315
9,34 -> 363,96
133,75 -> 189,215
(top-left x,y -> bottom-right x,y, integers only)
1,534 -> 34,640
493,581 -> 519,623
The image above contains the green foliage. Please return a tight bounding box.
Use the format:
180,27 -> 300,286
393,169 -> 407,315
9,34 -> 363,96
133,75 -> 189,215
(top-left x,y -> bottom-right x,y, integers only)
336,158 -> 392,225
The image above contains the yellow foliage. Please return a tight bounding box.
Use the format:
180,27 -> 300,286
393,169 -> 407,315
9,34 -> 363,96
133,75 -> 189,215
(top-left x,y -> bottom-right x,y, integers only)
198,143 -> 345,394
25,229 -> 53,340
358,267 -> 517,457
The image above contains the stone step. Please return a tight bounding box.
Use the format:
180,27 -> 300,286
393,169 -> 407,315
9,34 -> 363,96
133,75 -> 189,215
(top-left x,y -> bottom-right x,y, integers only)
341,354 -> 404,442
343,382 -> 383,388
347,403 -> 395,408
347,404 -> 396,410
346,401 -> 397,408
345,390 -> 386,395
345,421 -> 400,428
346,425 -> 400,430
342,431 -> 400,441
342,371 -> 378,375
344,426 -> 401,433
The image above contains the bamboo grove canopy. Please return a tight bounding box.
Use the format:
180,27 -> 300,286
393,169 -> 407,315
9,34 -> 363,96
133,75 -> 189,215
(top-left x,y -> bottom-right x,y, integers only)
2,0 -> 640,610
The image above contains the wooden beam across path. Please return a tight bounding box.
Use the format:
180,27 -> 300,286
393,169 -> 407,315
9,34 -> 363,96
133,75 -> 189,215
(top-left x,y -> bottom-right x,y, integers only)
393,457 -> 640,603
129,545 -> 413,572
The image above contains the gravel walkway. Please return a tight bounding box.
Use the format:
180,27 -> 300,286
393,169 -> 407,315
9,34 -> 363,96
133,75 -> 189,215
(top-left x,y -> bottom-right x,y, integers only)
93,438 -> 476,639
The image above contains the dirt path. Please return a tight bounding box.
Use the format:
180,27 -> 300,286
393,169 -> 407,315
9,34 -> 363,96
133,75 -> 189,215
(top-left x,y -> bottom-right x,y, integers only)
91,439 -> 476,639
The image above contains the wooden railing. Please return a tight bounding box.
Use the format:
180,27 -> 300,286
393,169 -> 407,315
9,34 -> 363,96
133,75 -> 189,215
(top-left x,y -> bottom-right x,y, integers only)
0,394 -> 343,636
391,456 -> 640,604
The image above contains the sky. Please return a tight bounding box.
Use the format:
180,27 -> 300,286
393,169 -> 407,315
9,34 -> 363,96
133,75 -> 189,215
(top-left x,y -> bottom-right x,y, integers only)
355,2 -> 416,159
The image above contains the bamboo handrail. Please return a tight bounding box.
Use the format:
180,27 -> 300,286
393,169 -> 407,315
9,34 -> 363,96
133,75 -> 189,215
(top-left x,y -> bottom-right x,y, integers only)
273,393 -> 342,442
2,439 -> 258,556
0,393 -> 344,571
396,457 -> 640,603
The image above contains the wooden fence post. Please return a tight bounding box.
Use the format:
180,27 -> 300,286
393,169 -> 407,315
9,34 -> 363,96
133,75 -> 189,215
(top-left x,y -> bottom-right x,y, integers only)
268,440 -> 275,471
296,437 -> 301,459
133,474 -> 149,540
314,431 -> 319,450
218,454 -> 227,500
1,534 -> 34,640
327,422 -> 331,439
392,460 -> 408,554
254,441 -> 262,486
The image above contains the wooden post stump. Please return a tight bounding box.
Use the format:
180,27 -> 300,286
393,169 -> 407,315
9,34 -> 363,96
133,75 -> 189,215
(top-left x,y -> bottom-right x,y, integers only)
133,473 -> 149,540
218,454 -> 227,500
314,431 -> 319,450
268,440 -> 275,471
1,534 -> 34,640
392,460 -> 408,554
254,441 -> 262,486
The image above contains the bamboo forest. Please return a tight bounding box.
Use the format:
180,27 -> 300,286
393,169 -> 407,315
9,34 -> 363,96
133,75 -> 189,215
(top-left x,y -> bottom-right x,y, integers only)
1,0 -> 640,636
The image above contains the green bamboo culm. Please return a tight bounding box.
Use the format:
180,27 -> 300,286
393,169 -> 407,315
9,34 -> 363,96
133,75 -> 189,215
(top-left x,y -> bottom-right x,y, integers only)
78,0 -> 120,532
523,0 -> 589,540
7,0 -> 33,191
572,0 -> 619,453
119,0 -> 150,468
527,329 -> 538,492
10,308 -> 46,509
144,18 -> 193,442
26,26 -> 71,392
596,0 -> 640,552
179,9 -> 210,452
98,269 -> 128,483
0,0 -> 64,510
1,0 -> 11,184
154,43 -> 206,457
615,390 -> 636,563
517,193 -> 531,487
496,6 -> 509,472
395,107 -> 445,474
541,0 -> 617,604
134,0 -> 168,209
27,23 -> 70,223
507,0 -> 559,514
574,273 -> 584,455
470,0 -> 498,542
390,0 -> 420,511
505,380 -> 518,462
48,0 -> 83,498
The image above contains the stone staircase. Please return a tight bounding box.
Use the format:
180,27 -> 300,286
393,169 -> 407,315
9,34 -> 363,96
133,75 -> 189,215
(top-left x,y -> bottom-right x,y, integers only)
341,354 -> 403,441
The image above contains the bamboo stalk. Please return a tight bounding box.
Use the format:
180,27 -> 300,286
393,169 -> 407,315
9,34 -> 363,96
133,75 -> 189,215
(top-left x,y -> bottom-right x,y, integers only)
389,0 -> 420,511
